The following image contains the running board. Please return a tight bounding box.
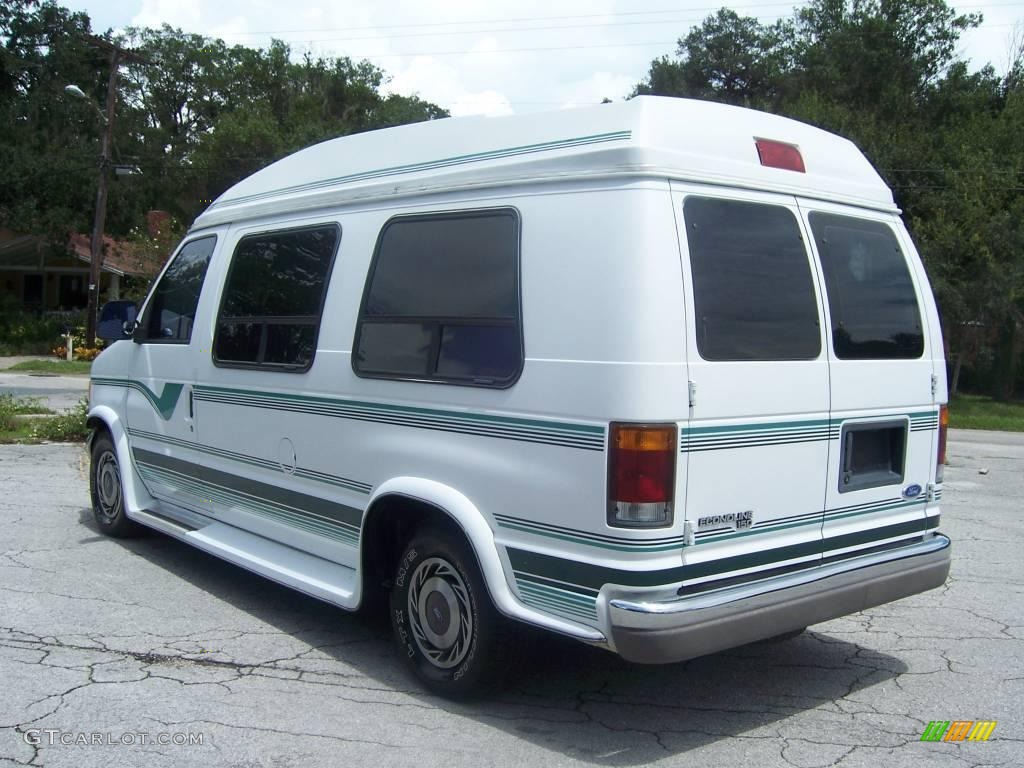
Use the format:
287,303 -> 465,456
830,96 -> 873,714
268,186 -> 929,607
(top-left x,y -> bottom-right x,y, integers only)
130,510 -> 359,609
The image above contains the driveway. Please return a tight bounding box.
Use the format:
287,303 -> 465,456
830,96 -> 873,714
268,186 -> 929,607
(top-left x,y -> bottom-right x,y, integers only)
0,359 -> 88,411
0,431 -> 1020,767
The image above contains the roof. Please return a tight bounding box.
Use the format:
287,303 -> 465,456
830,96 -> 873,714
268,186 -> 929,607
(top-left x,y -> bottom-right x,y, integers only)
0,230 -> 163,277
67,233 -> 164,277
193,97 -> 895,231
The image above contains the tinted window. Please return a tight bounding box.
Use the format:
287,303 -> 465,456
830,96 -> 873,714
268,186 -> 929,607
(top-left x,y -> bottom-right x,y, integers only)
214,225 -> 339,370
354,210 -> 521,386
684,197 -> 821,361
809,213 -> 924,359
142,236 -> 216,343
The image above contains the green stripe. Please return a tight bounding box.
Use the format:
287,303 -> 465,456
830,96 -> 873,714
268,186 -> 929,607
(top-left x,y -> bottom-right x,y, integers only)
134,448 -> 362,540
506,515 -> 939,590
210,130 -> 633,209
128,427 -> 372,495
194,383 -> 603,436
137,464 -> 359,545
498,521 -> 685,552
516,581 -> 599,608
519,594 -> 596,621
91,378 -> 183,420
497,497 -> 928,549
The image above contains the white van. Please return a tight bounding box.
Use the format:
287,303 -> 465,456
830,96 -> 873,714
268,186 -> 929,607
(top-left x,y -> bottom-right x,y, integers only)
89,96 -> 951,696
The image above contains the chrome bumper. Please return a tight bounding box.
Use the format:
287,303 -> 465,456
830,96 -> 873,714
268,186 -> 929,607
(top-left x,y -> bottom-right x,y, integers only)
608,534 -> 951,664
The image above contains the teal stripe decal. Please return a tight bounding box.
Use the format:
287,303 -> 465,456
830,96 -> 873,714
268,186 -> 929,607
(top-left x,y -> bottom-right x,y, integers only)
192,384 -> 604,451
506,514 -> 940,591
127,427 -> 372,495
133,448 -> 362,546
496,497 -> 928,550
514,575 -> 598,621
682,411 -> 939,452
92,377 -> 183,421
209,130 -> 633,209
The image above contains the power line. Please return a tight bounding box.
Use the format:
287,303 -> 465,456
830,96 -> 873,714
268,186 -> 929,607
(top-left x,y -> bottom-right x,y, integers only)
224,1 -> 1024,38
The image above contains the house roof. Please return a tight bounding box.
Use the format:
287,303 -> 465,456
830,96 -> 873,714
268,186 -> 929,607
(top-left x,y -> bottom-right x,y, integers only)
193,96 -> 896,231
0,230 -> 163,277
67,233 -> 163,277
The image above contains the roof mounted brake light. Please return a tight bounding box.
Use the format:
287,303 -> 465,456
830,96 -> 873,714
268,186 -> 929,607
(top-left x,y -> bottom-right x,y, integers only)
755,138 -> 805,173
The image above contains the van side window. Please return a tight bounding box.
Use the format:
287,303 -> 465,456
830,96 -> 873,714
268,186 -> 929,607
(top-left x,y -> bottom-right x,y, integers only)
139,236 -> 216,343
353,209 -> 522,387
683,197 -> 821,361
213,224 -> 339,371
809,213 -> 924,360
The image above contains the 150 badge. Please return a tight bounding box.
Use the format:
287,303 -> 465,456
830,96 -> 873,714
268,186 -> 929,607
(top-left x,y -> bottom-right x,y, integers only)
697,510 -> 753,531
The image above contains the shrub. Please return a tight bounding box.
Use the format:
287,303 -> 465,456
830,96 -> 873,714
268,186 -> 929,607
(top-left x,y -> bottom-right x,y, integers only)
0,297 -> 86,355
30,398 -> 89,442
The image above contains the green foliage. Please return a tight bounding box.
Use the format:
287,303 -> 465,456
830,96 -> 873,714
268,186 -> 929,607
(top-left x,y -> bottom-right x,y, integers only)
0,296 -> 84,354
0,392 -> 52,441
635,0 -> 1024,400
29,396 -> 88,442
0,393 -> 89,443
0,2 -> 448,240
949,394 -> 1024,432
7,359 -> 92,374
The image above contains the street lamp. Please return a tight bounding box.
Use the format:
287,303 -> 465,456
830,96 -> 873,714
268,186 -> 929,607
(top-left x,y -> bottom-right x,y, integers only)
64,78 -> 115,347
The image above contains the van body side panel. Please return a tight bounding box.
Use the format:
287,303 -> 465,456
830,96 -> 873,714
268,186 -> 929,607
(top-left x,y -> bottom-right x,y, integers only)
184,183 -> 692,622
894,220 -> 947,518
796,201 -> 937,557
668,182 -> 830,593
119,231 -> 225,518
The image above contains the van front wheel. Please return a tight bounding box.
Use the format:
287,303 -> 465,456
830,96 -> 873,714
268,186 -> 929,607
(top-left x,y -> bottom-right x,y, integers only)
89,432 -> 140,538
390,528 -> 508,697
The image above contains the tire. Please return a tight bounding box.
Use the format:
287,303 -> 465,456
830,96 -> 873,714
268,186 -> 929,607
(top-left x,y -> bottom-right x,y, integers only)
89,431 -> 141,538
390,526 -> 510,698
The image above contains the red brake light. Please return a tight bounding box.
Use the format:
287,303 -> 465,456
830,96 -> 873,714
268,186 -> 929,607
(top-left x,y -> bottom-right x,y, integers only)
936,405 -> 949,482
755,138 -> 806,173
608,423 -> 676,528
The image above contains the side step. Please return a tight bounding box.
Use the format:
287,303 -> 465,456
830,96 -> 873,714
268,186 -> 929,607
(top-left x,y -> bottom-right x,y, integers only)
130,510 -> 359,609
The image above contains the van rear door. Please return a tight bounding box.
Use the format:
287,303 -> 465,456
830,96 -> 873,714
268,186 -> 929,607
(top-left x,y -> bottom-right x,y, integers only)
799,202 -> 937,561
671,184 -> 830,592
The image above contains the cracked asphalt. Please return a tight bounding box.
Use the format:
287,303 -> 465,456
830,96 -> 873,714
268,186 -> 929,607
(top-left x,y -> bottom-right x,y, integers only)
1,430 -> 1022,768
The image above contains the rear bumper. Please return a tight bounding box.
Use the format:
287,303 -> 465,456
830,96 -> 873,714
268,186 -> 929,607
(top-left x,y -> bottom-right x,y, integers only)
608,533 -> 951,664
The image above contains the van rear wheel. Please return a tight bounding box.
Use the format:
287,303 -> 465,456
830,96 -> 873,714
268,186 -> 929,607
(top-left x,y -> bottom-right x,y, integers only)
389,527 -> 509,697
89,432 -> 141,538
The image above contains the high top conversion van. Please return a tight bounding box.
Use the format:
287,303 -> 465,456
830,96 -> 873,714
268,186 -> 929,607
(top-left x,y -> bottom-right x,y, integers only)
89,96 -> 951,696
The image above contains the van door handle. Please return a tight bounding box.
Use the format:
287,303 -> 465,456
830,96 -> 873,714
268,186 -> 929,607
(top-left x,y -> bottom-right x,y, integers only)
188,388 -> 194,419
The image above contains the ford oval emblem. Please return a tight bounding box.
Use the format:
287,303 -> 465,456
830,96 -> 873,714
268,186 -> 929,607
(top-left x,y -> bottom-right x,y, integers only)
903,483 -> 923,499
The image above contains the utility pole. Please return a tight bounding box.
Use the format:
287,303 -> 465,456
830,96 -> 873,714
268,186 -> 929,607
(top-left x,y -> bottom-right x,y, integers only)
80,36 -> 148,348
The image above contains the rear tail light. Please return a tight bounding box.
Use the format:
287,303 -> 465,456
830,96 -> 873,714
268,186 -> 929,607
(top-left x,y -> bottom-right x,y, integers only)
936,404 -> 949,483
608,423 -> 676,528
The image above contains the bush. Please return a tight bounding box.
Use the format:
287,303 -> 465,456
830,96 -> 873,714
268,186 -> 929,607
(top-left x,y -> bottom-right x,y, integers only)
51,344 -> 102,361
0,296 -> 85,355
30,398 -> 88,442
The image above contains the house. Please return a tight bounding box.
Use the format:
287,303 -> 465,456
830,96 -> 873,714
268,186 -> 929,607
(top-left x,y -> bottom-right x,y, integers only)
0,214 -> 168,311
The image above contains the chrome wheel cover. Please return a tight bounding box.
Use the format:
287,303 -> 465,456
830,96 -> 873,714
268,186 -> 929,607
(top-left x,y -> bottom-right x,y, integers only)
95,451 -> 122,521
408,557 -> 473,669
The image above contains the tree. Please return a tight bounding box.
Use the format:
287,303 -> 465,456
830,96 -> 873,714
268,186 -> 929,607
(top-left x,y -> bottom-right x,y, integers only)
633,0 -> 1023,398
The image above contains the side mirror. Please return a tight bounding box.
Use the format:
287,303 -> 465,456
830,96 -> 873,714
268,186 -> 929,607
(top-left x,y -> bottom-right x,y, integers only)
98,301 -> 138,342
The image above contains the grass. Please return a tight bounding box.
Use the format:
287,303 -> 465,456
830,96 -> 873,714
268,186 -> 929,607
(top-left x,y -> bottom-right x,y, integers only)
949,394 -> 1024,432
6,359 -> 93,375
0,395 -> 88,443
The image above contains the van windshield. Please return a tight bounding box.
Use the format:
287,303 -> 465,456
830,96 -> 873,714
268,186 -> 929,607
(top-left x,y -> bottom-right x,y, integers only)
810,213 -> 924,360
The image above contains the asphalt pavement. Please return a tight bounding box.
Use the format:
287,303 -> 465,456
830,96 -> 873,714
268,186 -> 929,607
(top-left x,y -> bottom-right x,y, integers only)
0,358 -> 89,412
0,431 -> 1021,767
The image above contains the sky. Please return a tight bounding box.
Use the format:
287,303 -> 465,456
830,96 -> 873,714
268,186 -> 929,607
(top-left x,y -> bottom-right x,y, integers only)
61,0 -> 1024,117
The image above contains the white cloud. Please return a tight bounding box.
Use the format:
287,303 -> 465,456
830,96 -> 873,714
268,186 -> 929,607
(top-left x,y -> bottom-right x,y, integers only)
59,0 -> 1021,118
